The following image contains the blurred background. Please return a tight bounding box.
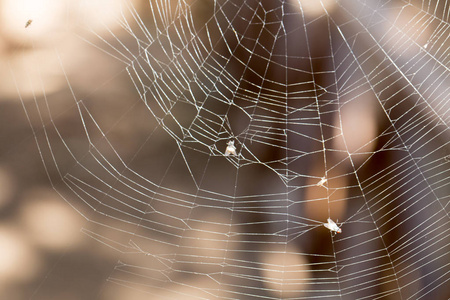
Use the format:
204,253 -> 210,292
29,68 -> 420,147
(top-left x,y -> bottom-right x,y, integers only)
0,0 -> 449,299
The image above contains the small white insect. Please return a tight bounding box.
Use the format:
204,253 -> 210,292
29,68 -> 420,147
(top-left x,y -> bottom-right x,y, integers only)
224,140 -> 236,156
316,177 -> 327,187
323,218 -> 342,235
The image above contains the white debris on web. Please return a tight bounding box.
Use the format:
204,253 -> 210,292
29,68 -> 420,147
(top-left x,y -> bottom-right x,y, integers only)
316,177 -> 327,187
224,140 -> 236,156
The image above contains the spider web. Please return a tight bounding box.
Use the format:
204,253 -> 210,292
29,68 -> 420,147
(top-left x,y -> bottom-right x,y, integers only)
14,0 -> 450,299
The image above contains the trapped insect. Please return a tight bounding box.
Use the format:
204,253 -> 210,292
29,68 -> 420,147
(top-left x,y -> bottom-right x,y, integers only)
323,218 -> 342,235
224,140 -> 236,156
25,20 -> 33,28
